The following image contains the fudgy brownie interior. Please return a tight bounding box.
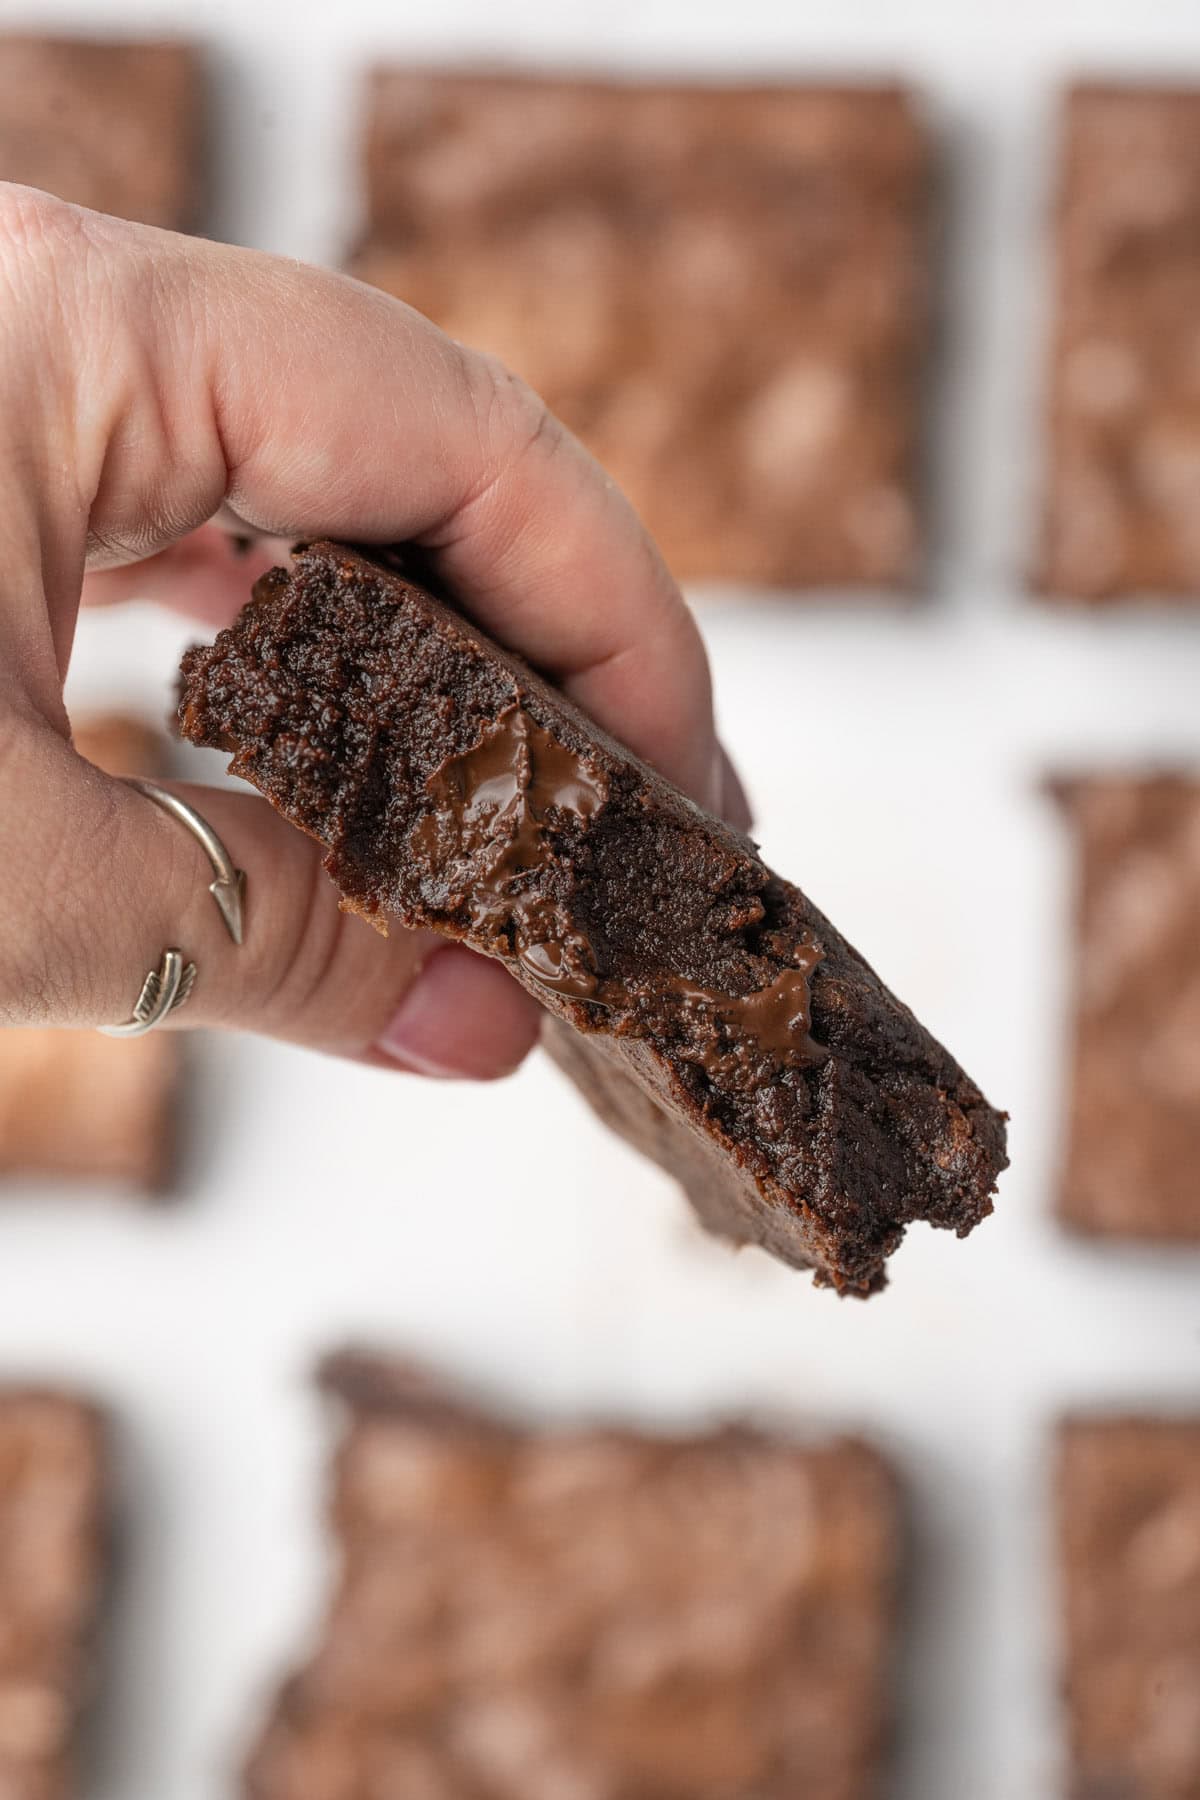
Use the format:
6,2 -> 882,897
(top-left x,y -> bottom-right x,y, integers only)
178,541 -> 1006,1293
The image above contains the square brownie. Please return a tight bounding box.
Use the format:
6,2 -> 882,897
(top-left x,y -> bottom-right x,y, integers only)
178,543 -> 1006,1294
0,716 -> 181,1194
0,35 -> 204,229
244,1352 -> 900,1800
0,1390 -> 108,1800
1051,774 -> 1200,1239
354,73 -> 931,591
1058,1416 -> 1200,1798
1037,84 -> 1200,601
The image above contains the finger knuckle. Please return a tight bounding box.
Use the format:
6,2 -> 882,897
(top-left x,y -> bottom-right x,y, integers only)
0,718 -> 90,1023
469,349 -> 563,477
0,183 -> 85,268
252,843 -> 403,1054
256,847 -> 344,1033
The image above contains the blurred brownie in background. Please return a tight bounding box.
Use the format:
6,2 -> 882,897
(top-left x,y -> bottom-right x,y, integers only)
0,36 -> 204,229
1058,1416 -> 1200,1797
354,74 -> 931,591
1051,775 -> 1200,1239
245,1351 -> 900,1799
0,1390 -> 108,1800
1038,85 -> 1200,602
0,715 -> 181,1195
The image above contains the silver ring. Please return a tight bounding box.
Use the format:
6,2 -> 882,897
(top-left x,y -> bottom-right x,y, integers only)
99,780 -> 247,1039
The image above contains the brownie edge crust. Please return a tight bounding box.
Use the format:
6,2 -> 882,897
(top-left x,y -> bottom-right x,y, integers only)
178,542 -> 1006,1293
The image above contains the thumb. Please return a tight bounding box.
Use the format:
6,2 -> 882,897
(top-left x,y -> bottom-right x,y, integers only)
1,720 -> 540,1076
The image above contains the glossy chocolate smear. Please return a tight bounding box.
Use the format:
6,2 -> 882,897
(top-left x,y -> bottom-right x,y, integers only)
671,948 -> 827,1079
414,703 -> 826,1071
412,703 -> 608,995
425,702 -> 608,839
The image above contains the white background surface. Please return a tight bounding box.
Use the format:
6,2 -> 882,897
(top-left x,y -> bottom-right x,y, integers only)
2,1 -> 1200,1795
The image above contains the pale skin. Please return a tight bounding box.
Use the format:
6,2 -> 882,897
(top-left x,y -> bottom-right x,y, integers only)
0,184 -> 749,1078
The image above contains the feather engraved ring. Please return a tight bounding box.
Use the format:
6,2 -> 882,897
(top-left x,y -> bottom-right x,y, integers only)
99,780 -> 247,1039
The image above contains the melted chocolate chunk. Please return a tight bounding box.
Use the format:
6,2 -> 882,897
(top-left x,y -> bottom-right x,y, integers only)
672,953 -> 827,1079
416,704 -> 827,1068
414,702 -> 609,999
178,541 -> 1007,1294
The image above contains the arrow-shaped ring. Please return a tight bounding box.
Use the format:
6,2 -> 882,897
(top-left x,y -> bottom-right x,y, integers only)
124,778 -> 247,946
98,779 -> 247,1039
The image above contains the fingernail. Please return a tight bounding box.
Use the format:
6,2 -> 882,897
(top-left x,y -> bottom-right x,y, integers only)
377,1012 -> 459,1078
376,945 -> 542,1081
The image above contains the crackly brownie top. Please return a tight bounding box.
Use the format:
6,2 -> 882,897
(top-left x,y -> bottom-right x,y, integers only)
364,73 -> 927,239
246,1353 -> 899,1800
0,36 -> 203,230
0,1392 -> 106,1788
357,75 -> 928,589
1040,84 -> 1200,599
1052,773 -> 1200,1236
1059,1416 -> 1200,1797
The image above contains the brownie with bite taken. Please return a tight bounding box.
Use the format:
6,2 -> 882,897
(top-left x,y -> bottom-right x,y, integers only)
179,541 -> 1007,1294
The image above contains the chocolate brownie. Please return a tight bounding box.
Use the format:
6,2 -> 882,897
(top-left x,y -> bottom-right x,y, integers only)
354,73 -> 930,590
1058,1416 -> 1200,1798
178,542 -> 1006,1293
1038,84 -> 1200,602
0,36 -> 203,229
244,1351 -> 900,1800
0,1390 -> 108,1800
0,716 -> 180,1193
1051,774 -> 1200,1239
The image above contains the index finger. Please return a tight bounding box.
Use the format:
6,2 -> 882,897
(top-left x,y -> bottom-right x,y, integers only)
83,217 -> 719,808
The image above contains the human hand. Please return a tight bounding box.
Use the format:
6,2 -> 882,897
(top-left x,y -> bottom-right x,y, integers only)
0,184 -> 748,1077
